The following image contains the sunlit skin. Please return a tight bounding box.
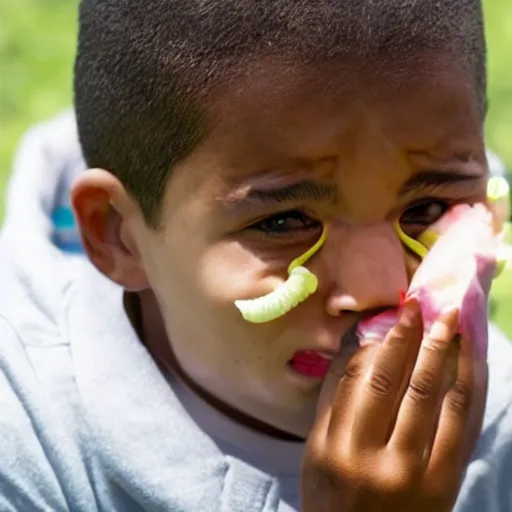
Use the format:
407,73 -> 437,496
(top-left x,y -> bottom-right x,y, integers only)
72,52 -> 488,441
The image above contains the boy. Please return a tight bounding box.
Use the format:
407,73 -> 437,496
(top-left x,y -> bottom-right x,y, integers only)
0,1 -> 511,511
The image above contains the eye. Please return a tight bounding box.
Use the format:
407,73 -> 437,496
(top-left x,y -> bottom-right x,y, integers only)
249,210 -> 321,236
400,199 -> 449,236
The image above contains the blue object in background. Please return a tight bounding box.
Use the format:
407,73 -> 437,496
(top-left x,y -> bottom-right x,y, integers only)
48,141 -> 85,255
51,205 -> 84,254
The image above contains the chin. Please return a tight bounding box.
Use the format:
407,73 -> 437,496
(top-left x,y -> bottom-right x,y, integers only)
261,390 -> 319,439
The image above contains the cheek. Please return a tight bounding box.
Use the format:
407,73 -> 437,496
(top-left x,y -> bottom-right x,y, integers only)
145,242 -> 272,351
155,267 -> 286,394
139,235 -> 295,372
404,251 -> 421,282
197,244 -> 287,304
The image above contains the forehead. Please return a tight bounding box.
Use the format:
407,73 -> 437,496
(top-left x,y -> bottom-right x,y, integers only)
201,53 -> 482,171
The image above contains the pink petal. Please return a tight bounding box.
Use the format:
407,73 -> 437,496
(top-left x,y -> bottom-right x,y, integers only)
358,308 -> 399,345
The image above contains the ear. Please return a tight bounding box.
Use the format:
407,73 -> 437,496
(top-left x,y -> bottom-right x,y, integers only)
71,169 -> 150,291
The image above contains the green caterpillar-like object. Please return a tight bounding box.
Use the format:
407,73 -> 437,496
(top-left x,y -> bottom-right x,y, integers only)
234,226 -> 327,323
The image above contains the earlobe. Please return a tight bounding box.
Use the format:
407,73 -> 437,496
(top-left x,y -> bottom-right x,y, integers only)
71,169 -> 150,291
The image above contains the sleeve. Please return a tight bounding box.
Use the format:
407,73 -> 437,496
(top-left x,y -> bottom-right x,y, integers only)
454,403 -> 512,512
221,457 -> 281,512
454,324 -> 512,512
0,317 -> 97,512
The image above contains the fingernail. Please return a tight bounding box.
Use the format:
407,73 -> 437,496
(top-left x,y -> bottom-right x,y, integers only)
398,297 -> 420,327
429,306 -> 460,340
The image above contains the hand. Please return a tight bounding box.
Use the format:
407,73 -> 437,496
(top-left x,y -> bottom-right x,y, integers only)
301,300 -> 488,512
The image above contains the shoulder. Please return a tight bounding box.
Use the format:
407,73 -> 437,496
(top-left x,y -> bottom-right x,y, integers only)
0,226 -> 78,345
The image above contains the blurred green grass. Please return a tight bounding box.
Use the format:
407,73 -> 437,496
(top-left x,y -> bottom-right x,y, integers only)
491,271 -> 512,337
1,0 -> 512,337
0,0 -> 78,213
489,226 -> 512,337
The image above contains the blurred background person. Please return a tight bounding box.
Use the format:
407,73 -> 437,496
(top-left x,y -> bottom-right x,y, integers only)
4,109 -> 85,254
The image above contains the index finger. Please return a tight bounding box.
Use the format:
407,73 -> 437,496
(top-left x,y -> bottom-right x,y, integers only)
313,341 -> 378,441
350,299 -> 423,449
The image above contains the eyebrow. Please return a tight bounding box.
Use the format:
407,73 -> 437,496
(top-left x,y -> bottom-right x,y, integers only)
221,169 -> 481,212
399,170 -> 483,195
222,180 -> 337,209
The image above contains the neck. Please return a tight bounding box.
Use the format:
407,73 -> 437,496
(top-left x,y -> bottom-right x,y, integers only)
125,290 -> 303,442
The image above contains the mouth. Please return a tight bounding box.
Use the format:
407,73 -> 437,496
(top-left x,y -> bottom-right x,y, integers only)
287,324 -> 360,380
288,350 -> 334,379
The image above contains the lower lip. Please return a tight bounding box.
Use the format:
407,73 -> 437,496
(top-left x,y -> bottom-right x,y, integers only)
289,351 -> 332,379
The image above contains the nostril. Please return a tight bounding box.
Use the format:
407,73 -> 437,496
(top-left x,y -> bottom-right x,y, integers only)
326,293 -> 359,317
326,291 -> 403,318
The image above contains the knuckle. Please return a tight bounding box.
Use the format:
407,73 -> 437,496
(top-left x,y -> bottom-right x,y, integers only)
422,334 -> 450,355
425,473 -> 462,505
304,447 -> 349,489
364,454 -> 421,496
304,433 -> 325,461
385,479 -> 414,496
341,354 -> 368,384
391,321 -> 419,341
407,371 -> 437,404
446,380 -> 473,416
378,470 -> 418,496
367,370 -> 394,397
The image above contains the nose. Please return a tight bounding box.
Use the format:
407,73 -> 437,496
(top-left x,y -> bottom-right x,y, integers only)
323,222 -> 409,316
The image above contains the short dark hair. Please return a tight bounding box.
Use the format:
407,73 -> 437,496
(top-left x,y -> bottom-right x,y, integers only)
74,0 -> 486,227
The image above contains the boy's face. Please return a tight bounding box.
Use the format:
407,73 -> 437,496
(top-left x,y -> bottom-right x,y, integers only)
84,55 -> 488,437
